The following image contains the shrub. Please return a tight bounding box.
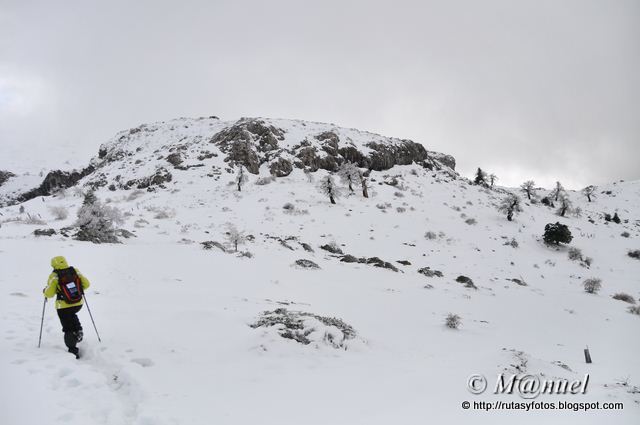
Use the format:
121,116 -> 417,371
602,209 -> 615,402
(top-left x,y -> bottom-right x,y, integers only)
621,231 -> 630,238
445,314 -> 461,329
255,176 -> 276,185
283,202 -> 295,210
628,305 -> 640,315
583,278 -> 602,294
21,213 -> 46,225
49,206 -> 69,220
568,247 -> 583,261
465,218 -> 477,225
543,222 -> 572,245
628,250 -> 640,260
503,238 -> 518,248
612,293 -> 636,304
424,231 -> 438,240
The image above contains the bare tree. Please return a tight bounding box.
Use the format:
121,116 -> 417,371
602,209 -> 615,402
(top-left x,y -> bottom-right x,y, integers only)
488,173 -> 497,189
359,170 -> 369,198
337,162 -> 359,193
550,181 -> 564,201
520,180 -> 536,200
304,168 -> 314,183
582,185 -> 597,202
497,194 -> 523,221
557,194 -> 572,217
225,224 -> 246,252
317,174 -> 342,204
235,166 -> 249,192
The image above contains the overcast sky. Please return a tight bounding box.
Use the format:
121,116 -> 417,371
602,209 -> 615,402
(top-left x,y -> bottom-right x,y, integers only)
1,0 -> 638,188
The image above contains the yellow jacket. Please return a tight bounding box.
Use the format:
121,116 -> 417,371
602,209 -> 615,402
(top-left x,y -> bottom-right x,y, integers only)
44,256 -> 91,309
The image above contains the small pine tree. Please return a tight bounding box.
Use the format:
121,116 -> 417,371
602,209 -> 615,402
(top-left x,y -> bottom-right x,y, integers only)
498,194 -> 523,221
317,174 -> 342,204
543,222 -> 573,245
612,212 -> 621,224
474,168 -> 487,187
581,185 -> 596,202
520,180 -> 536,200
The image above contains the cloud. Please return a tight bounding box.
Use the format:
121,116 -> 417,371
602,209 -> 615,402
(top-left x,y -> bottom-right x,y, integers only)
0,0 -> 638,188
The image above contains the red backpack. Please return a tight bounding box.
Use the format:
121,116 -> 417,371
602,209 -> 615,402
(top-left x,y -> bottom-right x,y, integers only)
55,267 -> 83,303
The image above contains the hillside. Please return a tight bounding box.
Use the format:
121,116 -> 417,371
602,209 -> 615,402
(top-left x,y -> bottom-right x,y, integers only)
0,117 -> 639,425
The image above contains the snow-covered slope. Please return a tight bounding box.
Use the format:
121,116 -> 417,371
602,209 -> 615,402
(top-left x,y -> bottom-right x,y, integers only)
0,117 -> 639,425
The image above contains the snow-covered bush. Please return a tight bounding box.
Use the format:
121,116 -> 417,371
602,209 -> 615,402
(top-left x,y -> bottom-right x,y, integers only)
74,191 -> 123,243
21,213 -> 46,225
620,231 -> 630,238
568,247 -> 583,261
628,305 -> 640,315
48,206 -> 69,220
424,231 -> 438,240
612,293 -> 636,304
504,238 -> 519,248
445,313 -> 461,329
337,162 -> 360,193
583,278 -> 602,294
250,308 -> 356,349
255,176 -> 275,185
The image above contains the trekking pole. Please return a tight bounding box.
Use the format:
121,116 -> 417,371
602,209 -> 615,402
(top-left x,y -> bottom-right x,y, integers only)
38,298 -> 47,348
82,293 -> 102,342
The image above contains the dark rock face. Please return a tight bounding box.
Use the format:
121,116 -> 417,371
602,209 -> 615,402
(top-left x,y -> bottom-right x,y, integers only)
166,152 -> 183,167
211,118 -> 285,174
126,167 -> 172,190
210,118 -> 455,176
17,166 -> 95,203
320,243 -> 344,255
269,158 -> 293,177
418,267 -> 443,278
0,170 -> 15,187
456,275 -> 477,289
294,259 -> 320,269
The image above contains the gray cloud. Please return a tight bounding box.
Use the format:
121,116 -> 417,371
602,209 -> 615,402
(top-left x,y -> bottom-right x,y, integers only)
1,0 -> 638,188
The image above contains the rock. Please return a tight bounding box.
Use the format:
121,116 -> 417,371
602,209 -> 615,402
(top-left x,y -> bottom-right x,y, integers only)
299,242 -> 314,252
456,275 -> 477,289
166,152 -> 183,167
34,228 -> 56,236
17,166 -> 95,203
0,170 -> 15,187
269,158 -> 293,177
340,254 -> 359,263
320,243 -> 344,255
128,167 -> 173,190
201,240 -> 226,252
294,259 -> 320,269
418,267 -> 443,278
397,260 -> 411,265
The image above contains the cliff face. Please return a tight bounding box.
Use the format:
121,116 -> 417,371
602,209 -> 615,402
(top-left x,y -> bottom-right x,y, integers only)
1,116 -> 457,203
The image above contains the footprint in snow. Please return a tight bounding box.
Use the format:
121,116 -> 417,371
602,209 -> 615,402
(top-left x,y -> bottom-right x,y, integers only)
130,358 -> 154,368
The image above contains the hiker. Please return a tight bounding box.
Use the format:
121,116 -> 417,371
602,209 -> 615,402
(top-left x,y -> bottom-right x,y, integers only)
43,256 -> 90,358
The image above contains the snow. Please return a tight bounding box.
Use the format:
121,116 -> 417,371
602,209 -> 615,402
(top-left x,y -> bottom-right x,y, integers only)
1,129 -> 639,424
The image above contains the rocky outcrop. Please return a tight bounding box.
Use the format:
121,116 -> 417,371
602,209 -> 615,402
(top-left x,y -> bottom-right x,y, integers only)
0,170 -> 15,187
269,158 -> 293,177
17,166 -> 95,203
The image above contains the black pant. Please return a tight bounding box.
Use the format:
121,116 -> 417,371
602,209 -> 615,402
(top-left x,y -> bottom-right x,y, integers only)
57,305 -> 82,348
